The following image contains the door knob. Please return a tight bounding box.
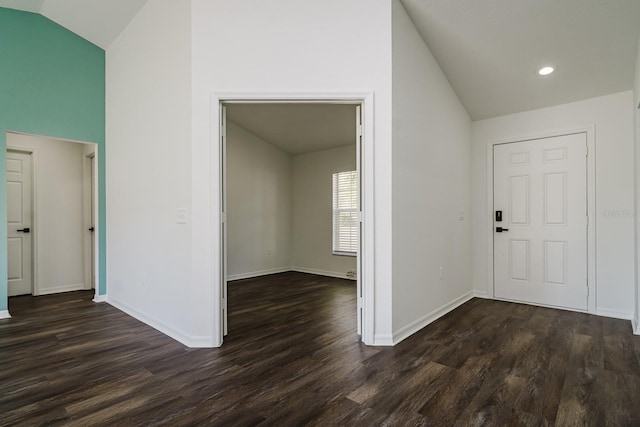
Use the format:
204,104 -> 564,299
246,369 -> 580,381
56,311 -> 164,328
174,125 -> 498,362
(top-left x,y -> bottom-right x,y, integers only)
496,227 -> 509,232
17,228 -> 30,233
89,227 -> 95,232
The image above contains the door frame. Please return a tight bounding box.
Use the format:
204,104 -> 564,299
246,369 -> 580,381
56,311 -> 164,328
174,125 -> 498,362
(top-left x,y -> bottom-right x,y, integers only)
6,132 -> 100,300
485,126 -> 596,314
211,92 -> 375,345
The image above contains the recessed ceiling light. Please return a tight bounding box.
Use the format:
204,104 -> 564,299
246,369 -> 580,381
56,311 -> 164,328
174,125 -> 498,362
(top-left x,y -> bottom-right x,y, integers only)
537,66 -> 556,76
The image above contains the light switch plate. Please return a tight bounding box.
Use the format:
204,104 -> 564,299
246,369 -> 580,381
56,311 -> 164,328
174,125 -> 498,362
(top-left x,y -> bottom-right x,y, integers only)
177,208 -> 188,224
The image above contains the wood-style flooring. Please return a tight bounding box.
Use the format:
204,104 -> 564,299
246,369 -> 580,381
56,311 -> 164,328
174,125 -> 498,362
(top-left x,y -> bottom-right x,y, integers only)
1,271 -> 640,426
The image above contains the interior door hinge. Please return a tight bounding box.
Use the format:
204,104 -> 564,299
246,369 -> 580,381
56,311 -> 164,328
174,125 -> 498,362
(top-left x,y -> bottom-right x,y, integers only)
585,145 -> 588,157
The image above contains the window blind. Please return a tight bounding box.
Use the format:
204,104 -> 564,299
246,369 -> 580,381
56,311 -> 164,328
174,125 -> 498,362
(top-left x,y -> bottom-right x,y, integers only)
332,170 -> 358,255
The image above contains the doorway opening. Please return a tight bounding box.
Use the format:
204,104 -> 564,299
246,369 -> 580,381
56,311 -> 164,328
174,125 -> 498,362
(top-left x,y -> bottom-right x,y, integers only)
216,95 -> 374,345
6,132 -> 99,300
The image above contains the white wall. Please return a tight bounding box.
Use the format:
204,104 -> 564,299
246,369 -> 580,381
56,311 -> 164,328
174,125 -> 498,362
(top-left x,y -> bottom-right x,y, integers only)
7,133 -> 88,295
227,121 -> 292,279
191,0 -> 393,345
106,0 -> 198,344
472,91 -> 635,319
291,145 -> 357,278
391,0 -> 473,342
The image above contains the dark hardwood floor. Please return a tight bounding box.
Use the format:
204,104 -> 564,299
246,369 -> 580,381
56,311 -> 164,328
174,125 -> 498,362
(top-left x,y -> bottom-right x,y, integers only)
1,271 -> 640,426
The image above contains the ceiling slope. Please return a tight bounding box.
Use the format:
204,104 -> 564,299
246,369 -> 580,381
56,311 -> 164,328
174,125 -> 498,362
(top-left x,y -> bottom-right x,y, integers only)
401,0 -> 640,120
0,0 -> 147,49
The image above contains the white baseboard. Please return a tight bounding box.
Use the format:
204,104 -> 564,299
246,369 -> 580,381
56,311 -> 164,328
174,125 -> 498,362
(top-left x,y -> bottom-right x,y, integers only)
291,266 -> 356,281
372,334 -> 394,346
37,283 -> 86,296
392,291 -> 474,345
227,267 -> 291,281
107,296 -> 217,348
0,310 -> 11,319
633,318 -> 639,336
595,307 -> 634,321
473,290 -> 490,299
93,293 -> 107,303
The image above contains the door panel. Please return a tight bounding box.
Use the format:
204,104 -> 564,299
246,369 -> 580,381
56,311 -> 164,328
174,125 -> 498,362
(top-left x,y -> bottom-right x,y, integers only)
7,151 -> 33,296
493,133 -> 587,310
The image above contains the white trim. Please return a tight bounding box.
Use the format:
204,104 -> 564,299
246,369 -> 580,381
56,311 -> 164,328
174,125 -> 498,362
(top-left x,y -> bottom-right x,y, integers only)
227,267 -> 291,281
107,297 -> 215,348
0,310 -> 11,319
291,266 -> 357,281
595,307 -> 634,321
37,283 -> 86,295
92,293 -> 107,303
485,126 -> 596,312
633,319 -> 640,336
373,334 -> 394,346
211,91 -> 376,347
473,290 -> 490,299
392,291 -> 474,345
492,296 -> 589,314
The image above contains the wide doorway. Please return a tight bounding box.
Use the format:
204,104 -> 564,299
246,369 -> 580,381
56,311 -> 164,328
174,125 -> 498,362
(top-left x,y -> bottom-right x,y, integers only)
493,132 -> 589,310
219,100 -> 368,343
6,132 -> 99,298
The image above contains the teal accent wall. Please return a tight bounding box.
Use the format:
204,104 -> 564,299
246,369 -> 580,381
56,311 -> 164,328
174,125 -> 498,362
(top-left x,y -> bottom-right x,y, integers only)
0,7 -> 106,310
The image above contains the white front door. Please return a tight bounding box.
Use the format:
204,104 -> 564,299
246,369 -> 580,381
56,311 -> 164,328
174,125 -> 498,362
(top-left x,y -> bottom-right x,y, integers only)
7,151 -> 33,297
493,133 -> 588,310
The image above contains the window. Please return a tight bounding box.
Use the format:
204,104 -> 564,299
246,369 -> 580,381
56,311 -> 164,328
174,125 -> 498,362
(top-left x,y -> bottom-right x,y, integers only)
332,170 -> 358,256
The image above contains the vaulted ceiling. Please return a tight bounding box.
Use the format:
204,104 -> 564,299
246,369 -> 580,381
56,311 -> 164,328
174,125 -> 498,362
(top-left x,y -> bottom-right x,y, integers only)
401,0 -> 640,120
1,0 -> 639,120
0,0 -> 147,49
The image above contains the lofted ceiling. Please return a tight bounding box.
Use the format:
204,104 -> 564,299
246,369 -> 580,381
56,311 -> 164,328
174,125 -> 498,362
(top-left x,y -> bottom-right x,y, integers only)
226,104 -> 357,155
401,0 -> 640,120
0,0 -> 147,49
1,1 -> 639,119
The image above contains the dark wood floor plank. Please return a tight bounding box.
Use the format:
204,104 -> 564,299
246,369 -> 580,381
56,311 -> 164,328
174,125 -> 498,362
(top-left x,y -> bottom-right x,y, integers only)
1,272 -> 640,426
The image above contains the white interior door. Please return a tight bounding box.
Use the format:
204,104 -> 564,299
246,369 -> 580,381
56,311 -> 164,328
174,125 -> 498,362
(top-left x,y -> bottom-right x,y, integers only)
493,133 -> 588,310
90,155 -> 96,289
7,151 -> 33,297
355,105 -> 363,337
221,105 -> 228,337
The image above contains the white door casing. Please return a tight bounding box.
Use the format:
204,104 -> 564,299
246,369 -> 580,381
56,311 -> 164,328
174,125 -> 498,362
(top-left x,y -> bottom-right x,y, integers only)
216,94 -> 373,345
7,151 -> 33,297
493,133 -> 588,310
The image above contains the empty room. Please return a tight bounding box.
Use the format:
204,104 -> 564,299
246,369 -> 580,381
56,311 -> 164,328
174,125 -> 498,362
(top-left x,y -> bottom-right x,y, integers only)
1,0 -> 640,425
